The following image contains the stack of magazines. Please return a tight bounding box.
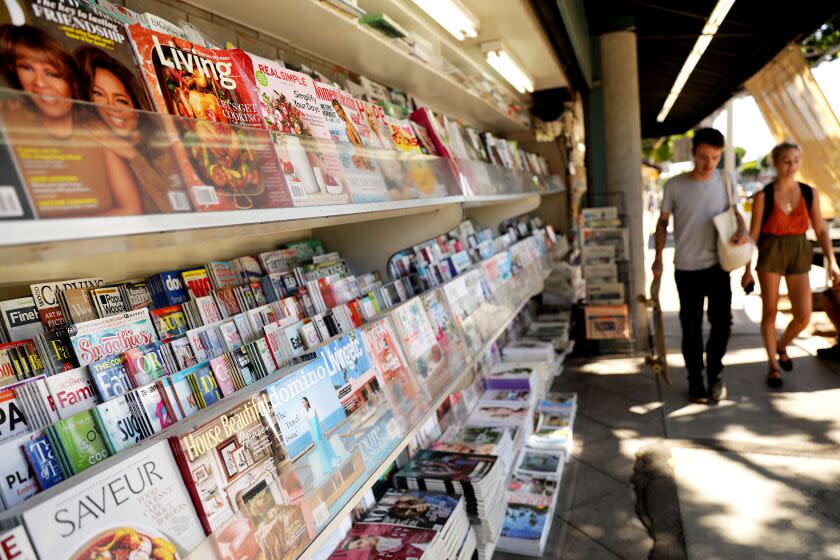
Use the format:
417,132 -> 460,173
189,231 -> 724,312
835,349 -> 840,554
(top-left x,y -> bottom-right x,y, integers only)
433,425 -> 517,474
527,392 -> 578,456
329,489 -> 477,560
496,472 -> 560,556
394,450 -> 507,560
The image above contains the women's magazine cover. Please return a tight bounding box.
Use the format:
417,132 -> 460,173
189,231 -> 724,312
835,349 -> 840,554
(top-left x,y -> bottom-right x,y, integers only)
246,54 -> 352,207
0,0 -> 193,218
312,80 -> 391,203
360,317 -> 423,419
126,24 -> 293,212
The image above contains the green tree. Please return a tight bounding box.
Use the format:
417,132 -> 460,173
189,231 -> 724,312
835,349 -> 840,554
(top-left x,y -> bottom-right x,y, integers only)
802,14 -> 840,64
735,146 -> 747,167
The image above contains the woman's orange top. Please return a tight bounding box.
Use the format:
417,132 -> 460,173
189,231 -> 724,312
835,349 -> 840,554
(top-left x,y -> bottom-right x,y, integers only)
761,193 -> 810,236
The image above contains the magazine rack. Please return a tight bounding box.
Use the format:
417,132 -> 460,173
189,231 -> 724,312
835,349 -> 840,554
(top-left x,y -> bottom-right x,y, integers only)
0,230 -> 549,560
0,89 -> 563,295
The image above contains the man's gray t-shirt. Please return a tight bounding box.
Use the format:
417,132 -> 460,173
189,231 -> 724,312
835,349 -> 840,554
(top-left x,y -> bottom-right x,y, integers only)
661,170 -> 737,271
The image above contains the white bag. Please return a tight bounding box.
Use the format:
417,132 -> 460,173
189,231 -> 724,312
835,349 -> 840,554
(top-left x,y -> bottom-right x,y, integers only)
714,173 -> 755,271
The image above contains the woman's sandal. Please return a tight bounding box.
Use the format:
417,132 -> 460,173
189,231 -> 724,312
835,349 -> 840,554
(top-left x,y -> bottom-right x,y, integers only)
767,368 -> 783,389
778,348 -> 793,371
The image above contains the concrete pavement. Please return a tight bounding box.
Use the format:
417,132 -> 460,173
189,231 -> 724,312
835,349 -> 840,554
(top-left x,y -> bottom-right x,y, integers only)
495,243 -> 840,559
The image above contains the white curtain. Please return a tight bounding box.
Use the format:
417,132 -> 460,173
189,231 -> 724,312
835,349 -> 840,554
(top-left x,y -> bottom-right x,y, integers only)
745,44 -> 840,217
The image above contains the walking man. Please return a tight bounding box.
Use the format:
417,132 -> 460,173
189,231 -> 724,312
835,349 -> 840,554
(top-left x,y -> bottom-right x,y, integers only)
652,128 -> 748,404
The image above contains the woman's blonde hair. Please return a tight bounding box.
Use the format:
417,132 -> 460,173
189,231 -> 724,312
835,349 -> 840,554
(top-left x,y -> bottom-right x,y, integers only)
771,141 -> 801,165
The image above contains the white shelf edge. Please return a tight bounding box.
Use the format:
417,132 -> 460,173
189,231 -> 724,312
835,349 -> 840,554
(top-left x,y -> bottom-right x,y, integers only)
1,192 -> 563,249
1,197 -> 463,247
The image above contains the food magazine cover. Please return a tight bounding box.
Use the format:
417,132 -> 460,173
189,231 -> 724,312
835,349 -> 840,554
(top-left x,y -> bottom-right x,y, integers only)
0,1 -> 194,217
127,25 -> 292,212
22,440 -> 205,560
68,309 -> 157,366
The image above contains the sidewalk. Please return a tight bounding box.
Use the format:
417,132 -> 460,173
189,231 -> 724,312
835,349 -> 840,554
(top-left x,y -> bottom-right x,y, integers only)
496,246 -> 840,559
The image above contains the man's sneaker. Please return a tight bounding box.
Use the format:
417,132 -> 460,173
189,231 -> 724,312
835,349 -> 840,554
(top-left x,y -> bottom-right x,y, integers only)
817,343 -> 840,360
688,378 -> 708,404
708,379 -> 727,405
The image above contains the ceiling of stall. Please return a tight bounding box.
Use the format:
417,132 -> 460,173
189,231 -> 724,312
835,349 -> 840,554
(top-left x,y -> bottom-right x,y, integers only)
536,0 -> 840,137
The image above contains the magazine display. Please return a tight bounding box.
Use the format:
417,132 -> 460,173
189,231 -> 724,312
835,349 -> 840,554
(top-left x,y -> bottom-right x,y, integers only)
21,441 -> 205,559
127,25 -> 292,212
247,55 -> 352,207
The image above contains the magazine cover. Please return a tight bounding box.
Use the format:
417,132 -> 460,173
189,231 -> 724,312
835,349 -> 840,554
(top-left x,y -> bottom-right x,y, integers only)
49,409 -> 110,475
329,522 -> 436,560
500,502 -> 549,541
397,450 -> 495,482
68,309 -> 157,366
0,297 -> 43,342
22,441 -> 205,559
506,472 -> 558,508
363,489 -> 460,531
169,392 -> 292,534
360,317 -> 422,418
247,54 -> 351,207
0,383 -> 32,443
321,331 -> 380,417
385,116 -> 447,199
92,395 -> 144,454
420,289 -> 467,374
30,277 -> 105,334
150,305 -> 188,340
0,1 -> 194,217
313,81 -> 390,203
127,25 -> 292,212
23,431 -> 64,490
264,354 -> 347,460
44,365 -> 100,419
0,430 -> 41,509
514,449 -> 564,479
390,299 -> 447,395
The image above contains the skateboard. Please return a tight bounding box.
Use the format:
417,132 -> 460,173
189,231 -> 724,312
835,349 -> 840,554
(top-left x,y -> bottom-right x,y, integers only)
638,278 -> 671,385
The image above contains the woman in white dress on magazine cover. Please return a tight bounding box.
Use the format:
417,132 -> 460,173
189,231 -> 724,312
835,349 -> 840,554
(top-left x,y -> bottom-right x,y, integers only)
303,397 -> 325,444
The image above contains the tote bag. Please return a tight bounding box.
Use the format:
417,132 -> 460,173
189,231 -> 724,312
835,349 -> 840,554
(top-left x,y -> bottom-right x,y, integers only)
713,174 -> 755,271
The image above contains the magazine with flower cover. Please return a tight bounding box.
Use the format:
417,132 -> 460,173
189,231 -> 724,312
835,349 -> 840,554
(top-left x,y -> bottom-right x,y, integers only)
126,25 -> 292,212
21,440 -> 205,559
246,54 -> 351,207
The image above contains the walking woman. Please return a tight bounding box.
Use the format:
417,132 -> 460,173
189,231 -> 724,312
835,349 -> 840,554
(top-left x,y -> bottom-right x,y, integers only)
742,142 -> 839,387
